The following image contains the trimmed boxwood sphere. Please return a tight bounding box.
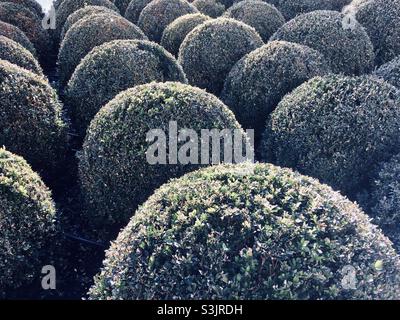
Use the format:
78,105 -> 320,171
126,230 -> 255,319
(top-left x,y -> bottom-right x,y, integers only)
365,153 -> 400,251
0,59 -> 68,175
193,0 -> 225,18
138,0 -> 199,42
262,75 -> 400,196
0,0 -> 43,16
0,36 -> 43,75
178,18 -> 263,95
0,21 -> 37,56
0,148 -> 57,290
346,0 -> 400,66
65,39 -> 187,136
78,82 -> 247,239
57,13 -> 147,86
0,2 -> 51,63
374,56 -> 400,89
60,5 -> 120,41
270,10 -> 374,75
55,0 -> 119,40
88,163 -> 400,300
124,0 -> 152,24
161,13 -> 210,56
221,41 -> 330,138
224,1 -> 285,42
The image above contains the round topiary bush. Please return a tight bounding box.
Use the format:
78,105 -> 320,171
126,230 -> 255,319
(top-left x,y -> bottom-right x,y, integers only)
193,0 -> 225,18
262,74 -> 400,196
0,59 -> 68,175
57,13 -> 147,86
78,82 -> 249,239
161,13 -> 210,56
374,56 -> 400,89
55,0 -> 119,40
221,41 -> 330,138
0,148 -> 57,290
60,5 -> 120,41
65,39 -> 187,136
270,10 -> 374,75
0,36 -> 43,75
138,0 -> 199,42
345,0 -> 400,66
178,18 -> 263,95
0,2 -> 51,63
0,0 -> 43,16
224,1 -> 285,42
88,163 -> 400,300
124,0 -> 152,24
365,153 -> 400,252
0,21 -> 37,56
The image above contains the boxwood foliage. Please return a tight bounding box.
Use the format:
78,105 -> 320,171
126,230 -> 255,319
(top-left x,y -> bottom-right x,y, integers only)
57,13 -> 147,86
0,36 -> 43,75
0,0 -> 43,16
0,21 -> 37,57
223,0 -> 285,42
193,0 -> 225,18
78,82 -> 248,239
0,59 -> 69,176
364,153 -> 400,252
178,18 -> 263,95
138,0 -> 199,43
346,0 -> 400,66
262,75 -> 400,197
65,39 -> 187,137
110,0 -> 132,13
221,41 -> 330,139
60,5 -> 120,41
55,0 -> 119,41
88,163 -> 400,300
374,56 -> 400,89
124,0 -> 152,24
161,13 -> 210,57
0,148 -> 57,291
0,2 -> 51,64
270,10 -> 374,75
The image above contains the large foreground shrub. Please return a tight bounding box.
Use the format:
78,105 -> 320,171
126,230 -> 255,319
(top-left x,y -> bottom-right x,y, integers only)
88,163 -> 400,300
262,75 -> 400,196
78,82 -> 248,239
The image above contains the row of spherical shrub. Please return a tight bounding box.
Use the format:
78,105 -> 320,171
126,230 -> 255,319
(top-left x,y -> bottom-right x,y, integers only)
1,0 -> 400,300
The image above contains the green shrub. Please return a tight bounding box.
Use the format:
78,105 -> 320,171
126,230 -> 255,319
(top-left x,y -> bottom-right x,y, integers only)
0,0 -> 43,16
78,82 -> 248,239
346,0 -> 400,66
221,41 -> 330,139
124,0 -> 152,24
193,0 -> 225,18
0,2 -> 51,63
55,0 -> 119,40
224,1 -> 285,42
364,153 -> 400,252
0,59 -> 68,176
88,163 -> 400,300
178,18 -> 263,95
270,10 -> 374,75
0,21 -> 37,56
374,56 -> 400,89
0,148 -> 57,291
161,13 -> 210,56
60,5 -> 120,41
262,74 -> 400,196
57,13 -> 146,86
138,0 -> 198,42
111,0 -> 131,13
0,36 -> 43,75
65,39 -> 187,136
